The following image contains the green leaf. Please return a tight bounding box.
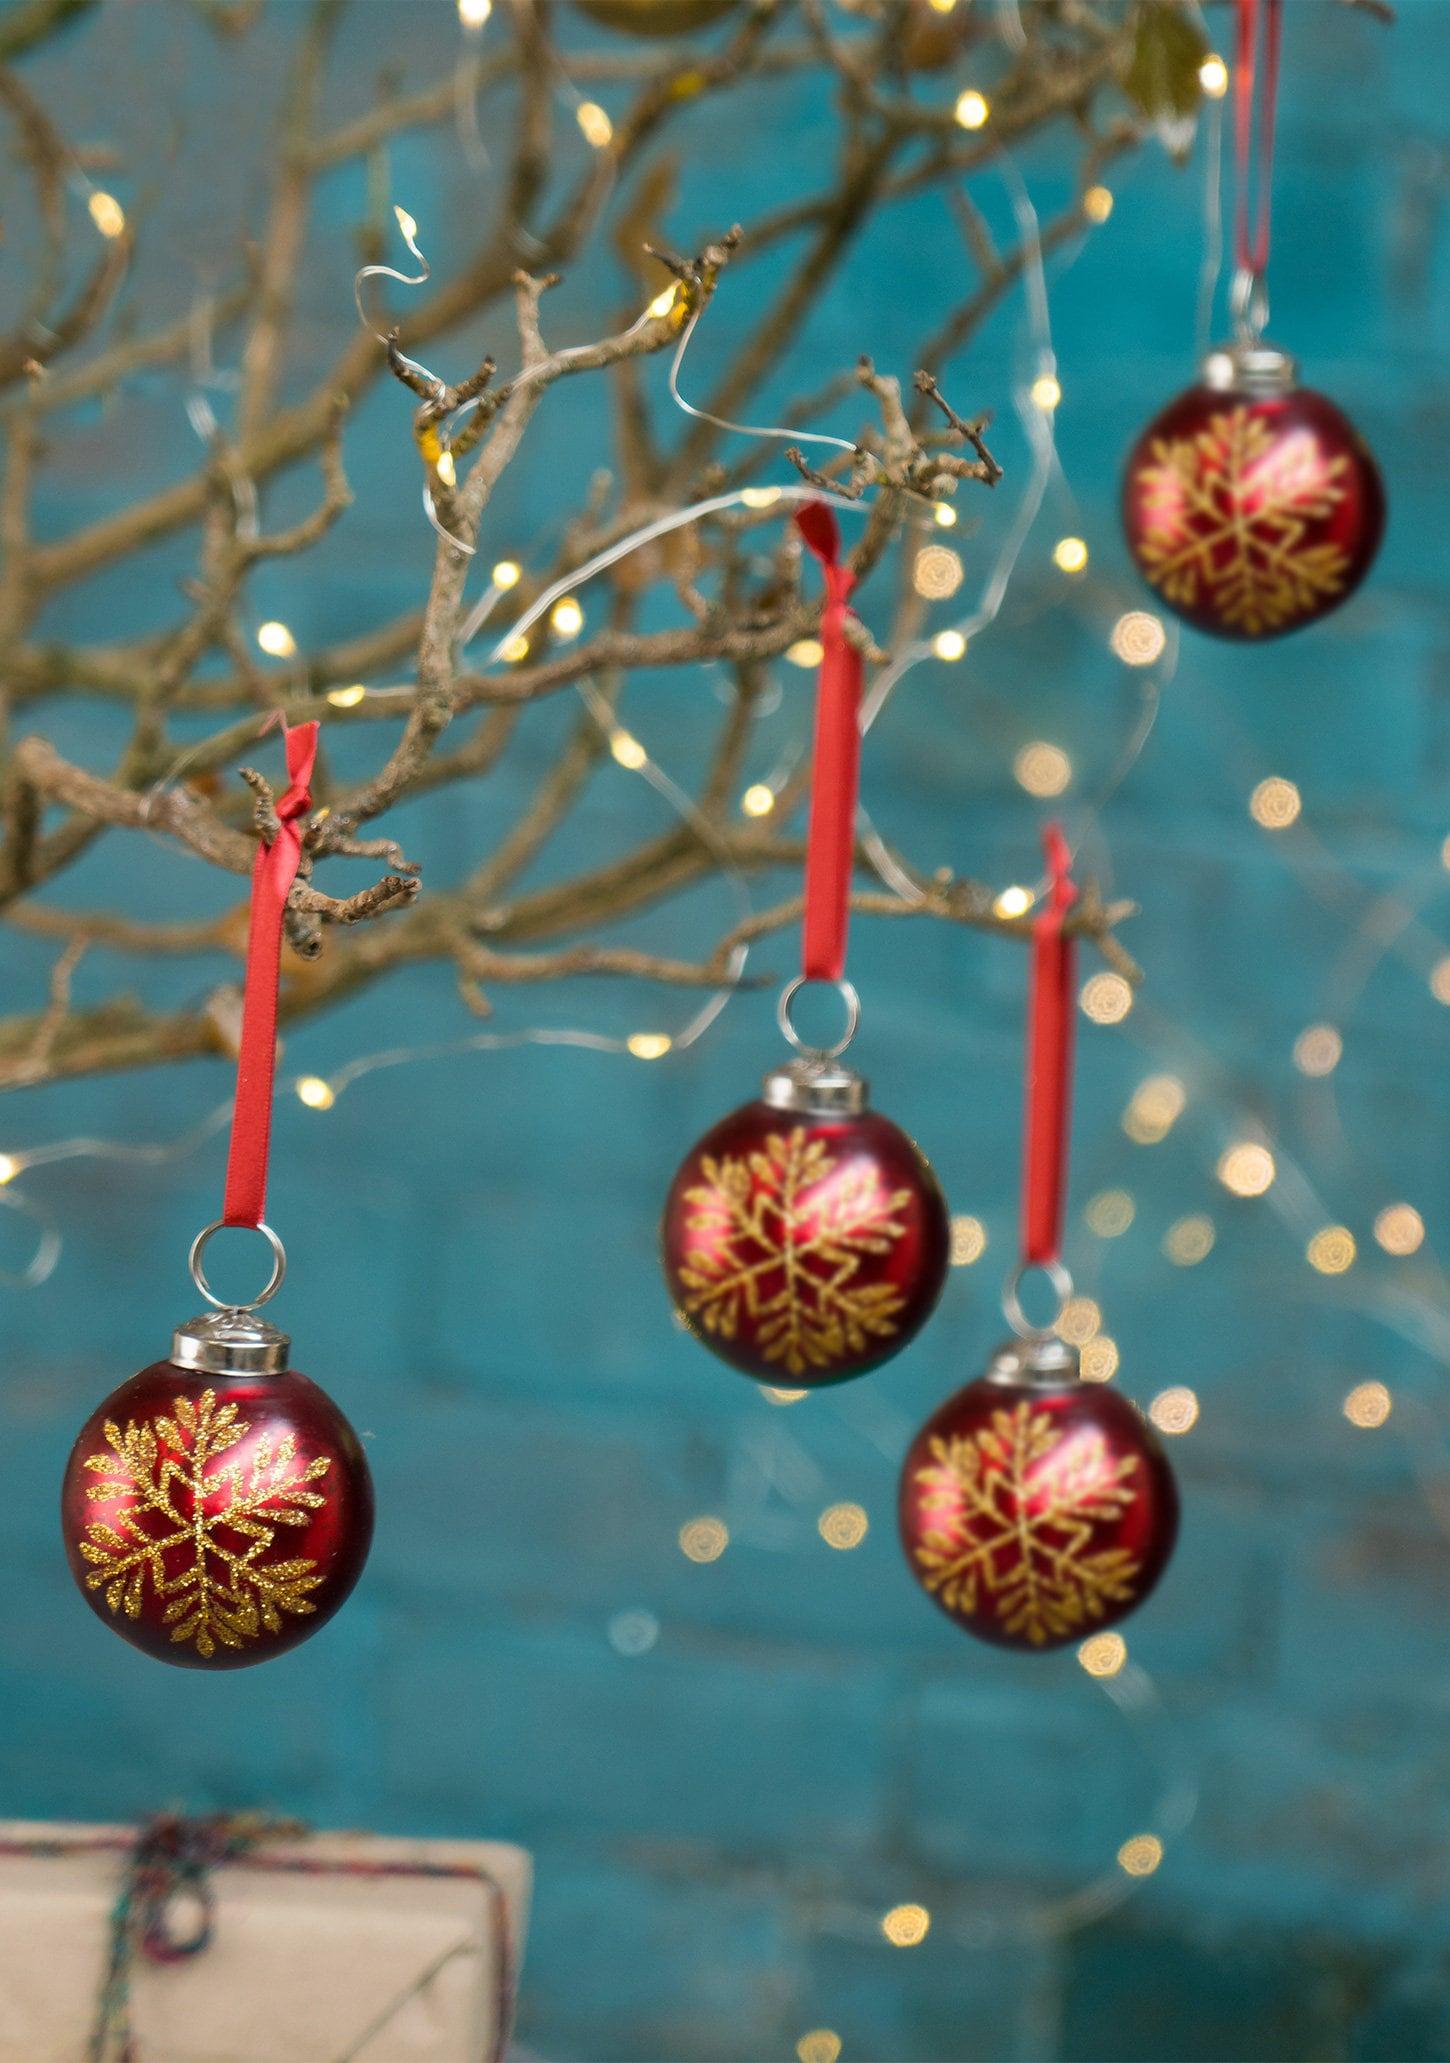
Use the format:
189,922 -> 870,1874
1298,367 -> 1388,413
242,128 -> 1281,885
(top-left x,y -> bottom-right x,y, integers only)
1124,1 -> 1210,123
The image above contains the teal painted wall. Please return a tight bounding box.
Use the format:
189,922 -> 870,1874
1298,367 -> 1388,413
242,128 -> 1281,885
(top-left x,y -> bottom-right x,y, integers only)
3,4 -> 1449,2058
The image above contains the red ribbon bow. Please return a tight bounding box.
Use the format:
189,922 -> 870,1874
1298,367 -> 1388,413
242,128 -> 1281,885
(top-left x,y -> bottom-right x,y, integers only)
221,719 -> 320,1230
1020,823 -> 1078,1270
795,502 -> 863,984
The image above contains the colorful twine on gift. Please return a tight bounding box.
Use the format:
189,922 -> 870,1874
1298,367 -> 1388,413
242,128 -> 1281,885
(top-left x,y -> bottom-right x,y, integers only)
0,1812 -> 517,2063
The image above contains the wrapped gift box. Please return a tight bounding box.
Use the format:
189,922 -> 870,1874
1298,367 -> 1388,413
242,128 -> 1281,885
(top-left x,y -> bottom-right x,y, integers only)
0,1820 -> 530,2062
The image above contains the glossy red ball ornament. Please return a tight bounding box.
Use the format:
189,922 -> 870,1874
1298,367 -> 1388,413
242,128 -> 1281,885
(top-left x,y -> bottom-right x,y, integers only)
661,1057 -> 950,1387
899,1337 -> 1178,1650
61,1309 -> 373,1669
1122,343 -> 1385,641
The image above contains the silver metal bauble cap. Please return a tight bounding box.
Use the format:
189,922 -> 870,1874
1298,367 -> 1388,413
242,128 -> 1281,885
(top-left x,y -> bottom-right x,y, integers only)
761,1055 -> 868,1117
984,1333 -> 1080,1388
172,1307 -> 290,1376
1200,341 -> 1298,398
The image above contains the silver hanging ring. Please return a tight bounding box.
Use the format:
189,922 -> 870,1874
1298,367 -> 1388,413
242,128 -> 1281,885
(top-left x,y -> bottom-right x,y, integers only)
1230,265 -> 1270,345
777,976 -> 861,1061
1001,1257 -> 1074,1341
188,1220 -> 287,1312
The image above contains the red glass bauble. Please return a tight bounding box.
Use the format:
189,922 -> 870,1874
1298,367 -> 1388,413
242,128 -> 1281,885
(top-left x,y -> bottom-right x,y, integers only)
661,1060 -> 950,1387
899,1341 -> 1178,1650
1121,346 -> 1385,641
61,1321 -> 373,1669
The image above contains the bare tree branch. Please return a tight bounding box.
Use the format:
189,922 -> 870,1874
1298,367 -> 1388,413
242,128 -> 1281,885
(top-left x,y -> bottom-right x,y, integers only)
0,0 -> 1219,1091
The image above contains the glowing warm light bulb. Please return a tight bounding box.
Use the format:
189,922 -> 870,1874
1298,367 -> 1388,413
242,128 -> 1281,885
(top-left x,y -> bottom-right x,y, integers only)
932,629 -> 967,661
797,2034 -> 842,2063
295,1076 -> 335,1111
647,284 -> 678,320
1374,1204 -> 1424,1256
818,1503 -> 868,1550
763,1387 -> 808,1406
912,545 -> 964,599
1082,185 -> 1114,224
740,783 -> 775,818
1080,973 -> 1133,1024
881,1904 -> 931,1946
1149,1387 -> 1199,1434
949,1215 -> 986,1265
1217,1143 -> 1276,1197
1085,1189 -> 1135,1238
993,885 -> 1034,919
741,486 -> 781,510
1293,1024 -> 1342,1076
626,1032 -> 672,1060
501,634 -> 530,664
393,204 -> 419,244
954,89 -> 989,130
1053,535 -> 1089,574
1199,53 -> 1229,97
1249,777 -> 1301,829
1118,1835 -> 1163,1877
1122,1074 -> 1187,1144
327,684 -> 368,709
458,0 -> 492,24
1078,1632 -> 1126,1677
1013,741 -> 1072,798
611,730 -> 647,771
1307,1225 -> 1356,1275
88,191 -> 127,239
1110,611 -> 1166,665
678,1517 -> 728,1563
256,620 -> 296,658
1057,1297 -> 1102,1346
1344,1382 -> 1392,1429
0,1154 -> 19,1186
550,597 -> 584,639
787,638 -> 824,668
492,560 -> 521,589
434,449 -> 457,488
1030,373 -> 1062,412
933,502 -> 958,529
1163,1215 -> 1215,1266
1080,1336 -> 1119,1383
576,101 -> 614,149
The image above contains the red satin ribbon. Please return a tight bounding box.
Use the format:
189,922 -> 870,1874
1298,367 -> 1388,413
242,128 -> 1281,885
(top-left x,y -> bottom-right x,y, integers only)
795,501 -> 862,984
1234,0 -> 1283,277
1021,823 -> 1078,1269
221,719 -> 319,1229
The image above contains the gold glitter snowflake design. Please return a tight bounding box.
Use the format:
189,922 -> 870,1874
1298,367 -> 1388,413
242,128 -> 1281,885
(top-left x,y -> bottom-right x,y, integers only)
912,1401 -> 1142,1645
1133,404 -> 1352,635
78,1389 -> 332,1659
676,1126 -> 911,1376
